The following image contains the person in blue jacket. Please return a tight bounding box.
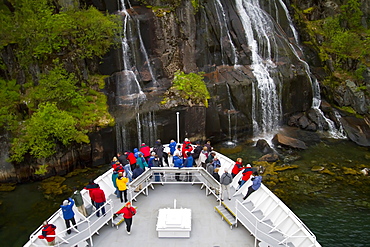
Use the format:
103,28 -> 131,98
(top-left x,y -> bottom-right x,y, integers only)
173,154 -> 183,181
169,139 -> 177,156
60,198 -> 78,234
183,152 -> 194,182
243,172 -> 262,200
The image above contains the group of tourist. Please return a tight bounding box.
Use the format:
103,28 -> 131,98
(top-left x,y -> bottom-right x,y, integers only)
38,138 -> 262,245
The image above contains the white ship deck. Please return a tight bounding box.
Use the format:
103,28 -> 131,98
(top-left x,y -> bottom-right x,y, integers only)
91,184 -> 255,247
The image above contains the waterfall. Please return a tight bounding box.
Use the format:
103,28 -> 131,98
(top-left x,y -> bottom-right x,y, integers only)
136,19 -> 158,86
276,0 -> 300,45
118,0 -> 156,96
214,0 -> 238,65
116,123 -> 129,152
277,0 -> 347,139
136,112 -> 142,147
236,0 -> 281,138
226,83 -> 238,143
139,111 -> 157,146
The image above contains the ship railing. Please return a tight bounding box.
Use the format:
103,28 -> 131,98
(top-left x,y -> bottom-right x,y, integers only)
234,185 -> 321,247
127,167 -> 222,203
257,184 -> 320,246
26,199 -> 114,247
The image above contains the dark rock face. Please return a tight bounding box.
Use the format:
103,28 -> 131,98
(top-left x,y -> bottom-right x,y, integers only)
2,0 -> 369,182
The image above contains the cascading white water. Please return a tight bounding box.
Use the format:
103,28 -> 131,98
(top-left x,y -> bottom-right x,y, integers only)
136,112 -> 158,145
226,83 -> 238,143
276,0 -> 300,45
136,112 -> 142,146
214,0 -> 238,65
119,0 -> 156,94
136,19 -> 158,86
235,0 -> 281,138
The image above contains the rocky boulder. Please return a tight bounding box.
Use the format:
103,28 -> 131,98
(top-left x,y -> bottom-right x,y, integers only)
272,133 -> 308,149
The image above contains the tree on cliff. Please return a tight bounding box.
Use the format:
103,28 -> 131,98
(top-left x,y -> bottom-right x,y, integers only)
0,0 -> 120,163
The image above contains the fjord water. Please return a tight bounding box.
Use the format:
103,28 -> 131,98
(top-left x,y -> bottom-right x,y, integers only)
0,139 -> 369,246
220,139 -> 370,247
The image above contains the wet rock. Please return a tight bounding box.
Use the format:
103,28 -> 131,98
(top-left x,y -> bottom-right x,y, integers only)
256,139 -> 273,154
258,153 -> 279,162
298,115 -> 310,129
320,168 -> 335,176
275,165 -> 299,172
311,166 -> 325,172
342,167 -> 360,175
340,116 -> 370,147
272,133 -> 308,149
0,183 -> 16,192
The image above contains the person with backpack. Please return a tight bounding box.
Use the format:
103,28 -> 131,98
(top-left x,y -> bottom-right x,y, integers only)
220,169 -> 233,201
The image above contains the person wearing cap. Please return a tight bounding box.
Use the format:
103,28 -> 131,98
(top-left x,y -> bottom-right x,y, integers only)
115,202 -> 137,235
182,138 -> 193,158
60,198 -> 78,234
243,172 -> 262,200
71,187 -> 88,217
220,169 -> 233,201
116,172 -> 129,203
238,164 -> 253,190
38,221 -> 56,245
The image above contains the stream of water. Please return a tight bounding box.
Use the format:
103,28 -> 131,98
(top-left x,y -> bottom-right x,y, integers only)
0,140 -> 369,246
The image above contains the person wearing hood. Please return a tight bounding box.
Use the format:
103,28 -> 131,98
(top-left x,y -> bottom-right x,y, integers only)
133,148 -> 143,158
60,198 -> 78,234
90,185 -> 106,217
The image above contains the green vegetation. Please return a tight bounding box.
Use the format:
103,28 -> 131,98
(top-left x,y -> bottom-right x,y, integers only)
293,0 -> 369,112
162,70 -> 210,107
0,0 -> 118,164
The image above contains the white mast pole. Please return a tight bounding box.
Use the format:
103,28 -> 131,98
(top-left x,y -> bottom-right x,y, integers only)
176,112 -> 180,144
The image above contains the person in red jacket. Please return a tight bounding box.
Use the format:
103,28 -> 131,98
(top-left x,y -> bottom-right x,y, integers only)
139,143 -> 151,160
116,202 -> 137,235
125,151 -> 137,170
90,185 -> 106,217
238,164 -> 253,190
182,138 -> 193,158
38,221 -> 56,246
231,158 -> 244,178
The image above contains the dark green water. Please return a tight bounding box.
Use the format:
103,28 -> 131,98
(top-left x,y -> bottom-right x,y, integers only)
1,139 -> 369,246
218,138 -> 370,247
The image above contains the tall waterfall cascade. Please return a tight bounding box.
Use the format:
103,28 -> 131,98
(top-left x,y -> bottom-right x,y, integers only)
234,0 -> 346,140
236,0 -> 282,139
